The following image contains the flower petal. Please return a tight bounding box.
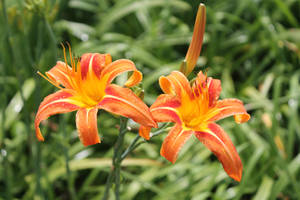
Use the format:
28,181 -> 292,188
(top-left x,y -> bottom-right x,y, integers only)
139,126 -> 152,140
159,71 -> 193,99
210,99 -> 250,123
99,84 -> 157,128
35,90 -> 80,141
150,94 -> 182,124
207,77 -> 221,106
76,108 -> 101,146
194,71 -> 221,105
80,53 -> 112,79
195,123 -> 242,181
160,125 -> 193,163
100,59 -> 142,87
184,4 -> 206,76
46,61 -> 73,88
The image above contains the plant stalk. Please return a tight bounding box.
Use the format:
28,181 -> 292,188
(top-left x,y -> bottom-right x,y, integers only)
102,118 -> 128,200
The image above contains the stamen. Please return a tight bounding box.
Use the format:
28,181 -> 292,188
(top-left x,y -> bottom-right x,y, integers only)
191,82 -> 198,98
61,43 -> 69,71
61,42 -> 77,89
76,62 -> 82,87
37,71 -> 63,90
67,42 -> 75,73
196,81 -> 204,113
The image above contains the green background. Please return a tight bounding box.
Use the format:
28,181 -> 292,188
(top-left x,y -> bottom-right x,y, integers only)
0,0 -> 300,199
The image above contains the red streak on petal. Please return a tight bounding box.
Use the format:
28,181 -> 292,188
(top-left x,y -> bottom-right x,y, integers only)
46,61 -> 73,89
195,123 -> 243,181
80,53 -> 93,79
210,99 -> 250,123
99,84 -> 157,128
160,125 -> 193,163
35,90 -> 79,141
159,71 -> 193,99
81,53 -> 108,79
150,94 -> 182,124
207,77 -> 221,106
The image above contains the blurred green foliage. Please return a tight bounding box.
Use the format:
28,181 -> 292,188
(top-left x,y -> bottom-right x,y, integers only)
0,0 -> 300,199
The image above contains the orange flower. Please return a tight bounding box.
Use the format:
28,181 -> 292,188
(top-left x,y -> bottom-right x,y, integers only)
140,71 -> 250,181
35,47 -> 156,146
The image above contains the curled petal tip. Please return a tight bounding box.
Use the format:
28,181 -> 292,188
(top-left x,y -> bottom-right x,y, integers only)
105,54 -> 112,65
36,128 -> 45,141
82,140 -> 101,147
34,90 -> 79,143
101,59 -> 142,87
195,123 -> 243,182
231,173 -> 242,182
159,76 -> 174,95
125,70 -> 143,87
234,113 -> 251,124
160,148 -> 177,164
139,126 -> 152,140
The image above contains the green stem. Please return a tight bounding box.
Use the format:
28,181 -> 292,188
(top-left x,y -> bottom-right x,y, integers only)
102,121 -> 169,200
121,133 -> 141,161
151,122 -> 170,137
102,168 -> 115,200
61,115 -> 77,200
114,118 -> 128,200
102,118 -> 128,200
121,123 -> 170,161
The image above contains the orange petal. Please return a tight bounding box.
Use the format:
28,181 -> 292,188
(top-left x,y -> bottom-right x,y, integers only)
76,108 -> 101,146
160,125 -> 193,163
150,94 -> 182,124
99,84 -> 157,128
183,4 -> 206,76
159,71 -> 193,99
210,99 -> 250,123
45,61 -> 73,88
207,77 -> 221,106
139,126 -> 152,140
196,71 -> 222,106
195,123 -> 242,181
80,53 -> 112,79
35,90 -> 79,141
100,59 -> 142,87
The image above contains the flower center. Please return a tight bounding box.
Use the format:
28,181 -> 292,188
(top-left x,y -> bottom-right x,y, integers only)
68,56 -> 107,108
179,84 -> 219,131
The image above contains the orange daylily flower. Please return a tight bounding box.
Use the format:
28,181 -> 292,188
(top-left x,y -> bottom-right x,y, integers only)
140,71 -> 250,181
35,47 -> 156,146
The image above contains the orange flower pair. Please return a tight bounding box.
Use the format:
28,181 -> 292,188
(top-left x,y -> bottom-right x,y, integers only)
35,3 -> 250,181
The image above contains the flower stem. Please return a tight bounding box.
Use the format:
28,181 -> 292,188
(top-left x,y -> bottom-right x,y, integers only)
114,117 -> 128,200
102,168 -> 114,200
102,120 -> 170,200
121,123 -> 170,161
102,117 -> 128,200
121,133 -> 141,161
